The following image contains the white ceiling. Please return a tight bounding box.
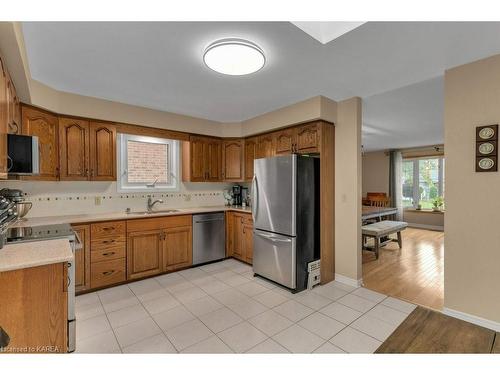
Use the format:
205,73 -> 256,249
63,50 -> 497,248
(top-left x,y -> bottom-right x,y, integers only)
291,22 -> 365,44
21,22 -> 500,149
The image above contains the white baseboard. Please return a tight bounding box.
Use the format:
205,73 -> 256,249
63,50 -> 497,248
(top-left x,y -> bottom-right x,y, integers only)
407,223 -> 444,231
334,273 -> 363,287
442,307 -> 500,331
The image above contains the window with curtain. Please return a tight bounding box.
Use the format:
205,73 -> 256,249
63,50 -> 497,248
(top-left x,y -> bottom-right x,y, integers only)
402,157 -> 445,209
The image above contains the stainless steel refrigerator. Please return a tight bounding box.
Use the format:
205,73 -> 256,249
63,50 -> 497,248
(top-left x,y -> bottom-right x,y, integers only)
251,154 -> 320,292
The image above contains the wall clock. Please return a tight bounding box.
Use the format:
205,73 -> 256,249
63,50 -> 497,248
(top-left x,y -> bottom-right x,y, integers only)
476,125 -> 498,172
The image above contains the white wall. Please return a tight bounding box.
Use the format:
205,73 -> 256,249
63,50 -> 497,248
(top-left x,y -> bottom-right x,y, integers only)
361,151 -> 389,197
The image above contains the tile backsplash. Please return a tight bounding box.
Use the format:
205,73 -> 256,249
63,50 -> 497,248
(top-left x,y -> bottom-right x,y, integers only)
0,181 -> 247,218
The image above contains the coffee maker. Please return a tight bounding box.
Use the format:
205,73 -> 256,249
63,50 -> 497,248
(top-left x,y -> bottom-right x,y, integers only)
232,185 -> 242,206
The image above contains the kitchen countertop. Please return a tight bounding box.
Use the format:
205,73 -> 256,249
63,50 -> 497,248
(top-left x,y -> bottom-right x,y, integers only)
0,238 -> 73,273
11,205 -> 253,227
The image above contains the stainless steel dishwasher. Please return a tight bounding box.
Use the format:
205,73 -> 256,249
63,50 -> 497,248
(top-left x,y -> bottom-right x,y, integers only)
192,212 -> 225,265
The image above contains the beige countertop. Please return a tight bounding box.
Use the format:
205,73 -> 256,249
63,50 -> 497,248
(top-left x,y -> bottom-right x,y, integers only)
11,205 -> 252,227
0,238 -> 73,273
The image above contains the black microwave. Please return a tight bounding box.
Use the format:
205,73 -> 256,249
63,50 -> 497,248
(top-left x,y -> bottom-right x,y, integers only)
7,134 -> 40,175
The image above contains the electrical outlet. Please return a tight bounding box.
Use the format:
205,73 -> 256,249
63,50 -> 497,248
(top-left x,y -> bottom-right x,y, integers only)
95,196 -> 102,206
184,194 -> 191,202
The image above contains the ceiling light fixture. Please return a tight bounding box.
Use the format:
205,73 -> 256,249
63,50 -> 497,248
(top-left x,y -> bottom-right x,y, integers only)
203,38 -> 265,76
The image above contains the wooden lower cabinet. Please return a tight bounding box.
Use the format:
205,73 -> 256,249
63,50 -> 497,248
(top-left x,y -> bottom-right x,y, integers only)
127,229 -> 163,280
0,262 -> 68,353
163,226 -> 192,271
228,212 -> 253,264
91,258 -> 126,289
243,220 -> 253,264
72,224 -> 91,292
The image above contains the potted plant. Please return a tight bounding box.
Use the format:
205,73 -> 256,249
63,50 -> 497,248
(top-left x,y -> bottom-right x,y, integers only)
432,196 -> 444,212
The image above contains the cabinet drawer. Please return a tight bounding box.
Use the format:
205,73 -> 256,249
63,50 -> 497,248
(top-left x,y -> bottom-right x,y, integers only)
91,221 -> 126,239
91,258 -> 126,289
91,246 -> 126,263
127,214 -> 192,232
242,214 -> 253,225
91,237 -> 126,251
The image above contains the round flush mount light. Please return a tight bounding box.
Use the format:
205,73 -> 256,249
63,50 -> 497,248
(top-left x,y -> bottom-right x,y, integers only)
203,38 -> 265,76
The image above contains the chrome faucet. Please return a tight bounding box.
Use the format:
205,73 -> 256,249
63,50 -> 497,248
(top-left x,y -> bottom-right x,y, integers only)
147,197 -> 163,212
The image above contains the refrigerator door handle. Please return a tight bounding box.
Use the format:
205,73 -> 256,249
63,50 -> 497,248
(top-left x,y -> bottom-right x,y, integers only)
251,174 -> 258,222
255,231 -> 292,243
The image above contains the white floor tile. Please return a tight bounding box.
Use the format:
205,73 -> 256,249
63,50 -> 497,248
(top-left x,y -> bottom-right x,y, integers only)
313,342 -> 346,353
330,327 -> 382,353
75,330 -> 120,353
218,322 -> 268,353
319,302 -> 363,325
129,278 -> 170,302
171,286 -> 208,303
366,304 -> 409,326
253,290 -> 289,308
212,269 -> 238,281
336,294 -> 378,313
155,272 -> 184,286
76,292 -> 100,307
226,297 -> 268,319
297,312 -> 346,340
162,279 -> 194,293
235,281 -> 270,297
98,285 -> 140,313
247,310 -> 294,336
229,264 -> 253,274
152,305 -> 195,331
141,293 -> 181,315
252,277 -> 278,289
350,314 -> 398,341
166,319 -> 214,351
293,291 -> 332,310
330,281 -> 358,292
114,317 -> 162,348
199,279 -> 231,295
190,274 -> 217,286
246,338 -> 289,353
181,336 -> 233,353
212,288 -> 248,306
122,333 -> 177,353
177,267 -> 208,281
198,261 -> 229,273
272,325 -> 325,353
107,304 -> 149,329
184,296 -> 224,317
381,296 -> 417,314
75,300 -> 105,321
199,307 -> 243,333
351,288 -> 387,303
224,274 -> 251,287
312,284 -> 350,301
76,314 -> 112,341
273,300 -> 314,322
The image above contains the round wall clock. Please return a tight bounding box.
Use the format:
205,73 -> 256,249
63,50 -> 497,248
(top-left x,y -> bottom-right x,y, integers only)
478,142 -> 495,155
478,157 -> 495,170
478,127 -> 495,140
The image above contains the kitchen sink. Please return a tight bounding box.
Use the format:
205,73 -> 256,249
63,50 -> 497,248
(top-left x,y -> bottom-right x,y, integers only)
125,209 -> 180,215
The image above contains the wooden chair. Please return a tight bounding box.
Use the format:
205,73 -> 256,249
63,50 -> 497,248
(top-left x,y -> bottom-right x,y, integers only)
369,196 -> 391,207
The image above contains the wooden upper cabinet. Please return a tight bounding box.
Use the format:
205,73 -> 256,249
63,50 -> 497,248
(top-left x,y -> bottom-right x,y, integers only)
244,137 -> 257,181
163,226 -> 192,271
274,128 -> 297,155
59,117 -> 90,180
89,122 -> 116,181
127,229 -> 163,280
222,139 -> 244,181
0,59 -> 7,179
21,106 -> 60,180
296,122 -> 320,154
182,135 -> 222,182
257,133 -> 275,159
5,72 -> 21,135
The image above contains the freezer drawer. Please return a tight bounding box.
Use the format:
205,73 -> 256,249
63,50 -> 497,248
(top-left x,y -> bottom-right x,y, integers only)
192,212 -> 225,265
252,229 -> 296,289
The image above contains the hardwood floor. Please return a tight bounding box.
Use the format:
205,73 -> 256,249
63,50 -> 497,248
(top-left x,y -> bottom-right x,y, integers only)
362,227 -> 444,310
376,307 -> 496,353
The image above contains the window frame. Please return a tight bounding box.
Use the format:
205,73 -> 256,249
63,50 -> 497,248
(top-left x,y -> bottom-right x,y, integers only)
117,133 -> 180,193
402,156 -> 445,210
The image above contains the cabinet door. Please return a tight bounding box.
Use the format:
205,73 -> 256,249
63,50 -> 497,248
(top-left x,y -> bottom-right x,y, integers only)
275,128 -> 296,155
296,123 -> 320,154
89,122 -> 116,181
206,138 -> 222,181
21,106 -> 60,180
222,139 -> 244,181
127,230 -> 163,280
232,215 -> 244,260
59,117 -> 90,180
73,224 -> 91,292
188,136 -> 206,182
0,59 -> 7,179
243,222 -> 254,264
164,226 -> 192,271
225,212 -> 234,257
244,137 -> 257,181
257,134 -> 275,159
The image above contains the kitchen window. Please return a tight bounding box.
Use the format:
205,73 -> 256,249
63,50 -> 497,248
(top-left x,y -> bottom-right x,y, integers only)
402,157 -> 445,209
117,134 -> 180,192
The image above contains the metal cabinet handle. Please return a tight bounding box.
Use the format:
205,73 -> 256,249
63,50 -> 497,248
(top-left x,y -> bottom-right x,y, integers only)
102,227 -> 115,231
251,175 -> 258,222
102,239 -> 115,244
102,270 -> 114,276
256,232 -> 292,243
102,252 -> 115,256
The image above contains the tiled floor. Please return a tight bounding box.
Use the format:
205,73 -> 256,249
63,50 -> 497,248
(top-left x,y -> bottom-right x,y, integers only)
75,258 -> 416,354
